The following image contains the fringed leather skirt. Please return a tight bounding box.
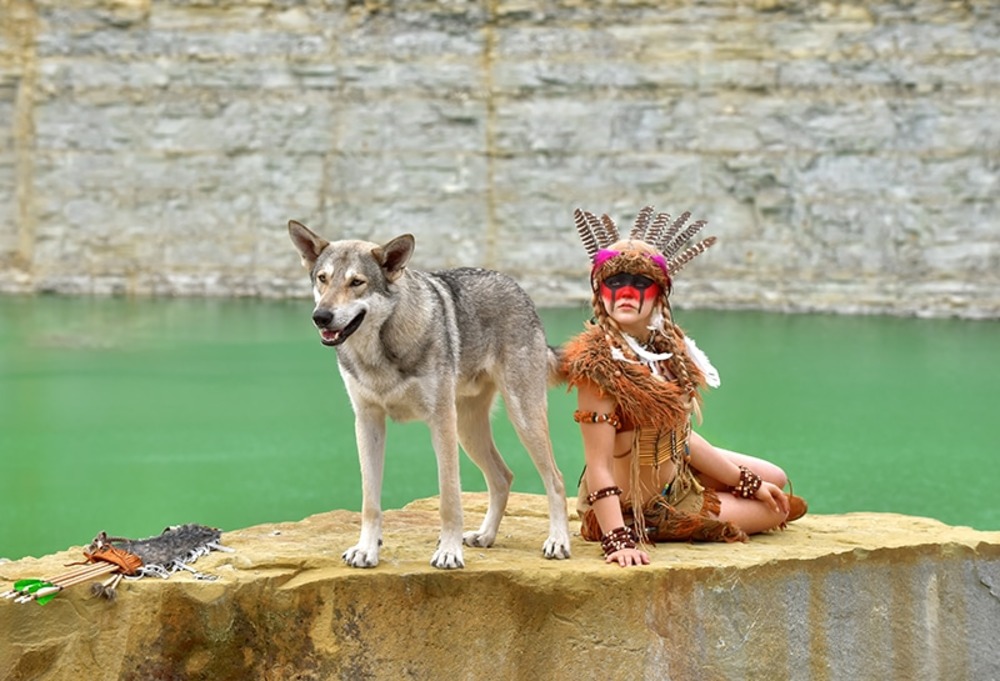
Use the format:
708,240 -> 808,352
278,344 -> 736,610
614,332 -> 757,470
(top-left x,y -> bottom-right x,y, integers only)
580,487 -> 747,544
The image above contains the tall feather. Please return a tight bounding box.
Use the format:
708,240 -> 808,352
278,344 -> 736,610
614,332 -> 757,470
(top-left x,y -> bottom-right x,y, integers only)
661,218 -> 707,259
601,213 -> 620,243
645,211 -> 670,248
573,208 -> 599,258
585,211 -> 611,248
658,211 -> 690,254
629,205 -> 655,241
668,236 -> 717,274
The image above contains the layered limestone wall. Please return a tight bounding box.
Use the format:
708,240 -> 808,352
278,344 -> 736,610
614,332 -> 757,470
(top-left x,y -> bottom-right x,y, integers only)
0,1 -> 998,318
2,494 -> 1000,680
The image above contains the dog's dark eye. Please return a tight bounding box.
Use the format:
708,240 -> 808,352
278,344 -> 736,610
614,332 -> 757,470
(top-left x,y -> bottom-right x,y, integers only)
316,273 -> 328,284
349,278 -> 365,288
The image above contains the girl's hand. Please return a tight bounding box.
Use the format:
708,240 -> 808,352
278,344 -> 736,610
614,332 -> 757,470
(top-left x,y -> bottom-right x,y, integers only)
756,481 -> 790,515
606,547 -> 650,567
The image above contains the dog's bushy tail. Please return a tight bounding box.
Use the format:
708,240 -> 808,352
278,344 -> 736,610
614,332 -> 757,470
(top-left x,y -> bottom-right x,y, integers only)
547,345 -> 568,387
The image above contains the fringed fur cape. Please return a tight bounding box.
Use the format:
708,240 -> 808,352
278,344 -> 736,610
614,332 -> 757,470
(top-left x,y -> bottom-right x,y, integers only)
561,324 -> 706,431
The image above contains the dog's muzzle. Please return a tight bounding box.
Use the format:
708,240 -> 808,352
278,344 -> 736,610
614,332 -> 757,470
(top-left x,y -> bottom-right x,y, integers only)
312,309 -> 366,346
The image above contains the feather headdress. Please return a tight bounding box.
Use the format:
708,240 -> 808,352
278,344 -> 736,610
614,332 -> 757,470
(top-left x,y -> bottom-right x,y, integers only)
574,206 -> 717,290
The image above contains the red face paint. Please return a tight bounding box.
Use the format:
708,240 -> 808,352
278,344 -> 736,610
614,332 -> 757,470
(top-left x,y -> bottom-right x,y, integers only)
600,274 -> 661,313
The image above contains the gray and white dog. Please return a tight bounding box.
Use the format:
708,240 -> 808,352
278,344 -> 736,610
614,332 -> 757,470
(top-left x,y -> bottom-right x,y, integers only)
288,220 -> 571,569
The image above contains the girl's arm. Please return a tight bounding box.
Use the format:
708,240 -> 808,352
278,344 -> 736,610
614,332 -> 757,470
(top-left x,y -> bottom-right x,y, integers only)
688,431 -> 788,488
577,382 -> 649,566
687,431 -> 788,515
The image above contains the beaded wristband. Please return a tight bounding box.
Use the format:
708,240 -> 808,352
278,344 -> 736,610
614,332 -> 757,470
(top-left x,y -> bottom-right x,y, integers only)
586,485 -> 623,505
731,465 -> 763,499
600,526 -> 639,557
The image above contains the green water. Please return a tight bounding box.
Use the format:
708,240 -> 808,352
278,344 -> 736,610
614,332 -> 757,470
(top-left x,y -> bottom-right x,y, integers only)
1,295 -> 997,560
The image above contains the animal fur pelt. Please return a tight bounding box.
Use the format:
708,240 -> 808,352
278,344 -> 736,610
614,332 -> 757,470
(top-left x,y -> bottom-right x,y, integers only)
107,524 -> 226,579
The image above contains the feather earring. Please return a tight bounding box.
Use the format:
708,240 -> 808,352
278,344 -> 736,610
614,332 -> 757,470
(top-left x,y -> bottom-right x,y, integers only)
648,307 -> 665,332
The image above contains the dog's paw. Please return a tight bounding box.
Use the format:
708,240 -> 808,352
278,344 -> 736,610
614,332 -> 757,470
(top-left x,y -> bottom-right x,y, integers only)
462,529 -> 496,549
541,535 -> 572,560
342,545 -> 380,568
430,546 -> 465,569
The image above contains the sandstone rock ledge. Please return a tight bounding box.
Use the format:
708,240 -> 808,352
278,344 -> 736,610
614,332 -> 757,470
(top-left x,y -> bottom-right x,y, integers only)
2,493 -> 999,681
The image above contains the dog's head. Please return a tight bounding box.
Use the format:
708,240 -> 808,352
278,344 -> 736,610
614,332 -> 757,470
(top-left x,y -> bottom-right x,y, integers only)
288,220 -> 414,347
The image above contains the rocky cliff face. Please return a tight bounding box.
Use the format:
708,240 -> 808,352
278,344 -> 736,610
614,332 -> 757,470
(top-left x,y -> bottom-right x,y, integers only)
2,493 -> 999,680
1,1 -> 998,317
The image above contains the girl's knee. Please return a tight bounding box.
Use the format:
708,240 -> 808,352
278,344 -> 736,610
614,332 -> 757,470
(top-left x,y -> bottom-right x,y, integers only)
768,466 -> 788,489
753,460 -> 787,488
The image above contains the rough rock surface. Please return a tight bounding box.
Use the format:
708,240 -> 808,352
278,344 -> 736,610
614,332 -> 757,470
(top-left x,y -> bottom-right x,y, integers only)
1,2 -> 998,318
2,493 -> 999,680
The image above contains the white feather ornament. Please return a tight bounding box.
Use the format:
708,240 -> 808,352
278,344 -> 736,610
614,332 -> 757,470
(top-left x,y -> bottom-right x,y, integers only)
684,336 -> 721,388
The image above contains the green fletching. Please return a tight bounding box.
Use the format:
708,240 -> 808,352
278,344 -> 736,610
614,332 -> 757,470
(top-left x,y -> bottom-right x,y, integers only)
16,579 -> 54,594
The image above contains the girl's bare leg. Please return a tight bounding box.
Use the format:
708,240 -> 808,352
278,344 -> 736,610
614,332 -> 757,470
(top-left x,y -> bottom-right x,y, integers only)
717,494 -> 789,534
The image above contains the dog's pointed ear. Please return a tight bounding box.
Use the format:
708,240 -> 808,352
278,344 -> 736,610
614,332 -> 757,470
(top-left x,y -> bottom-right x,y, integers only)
372,234 -> 414,282
288,220 -> 329,270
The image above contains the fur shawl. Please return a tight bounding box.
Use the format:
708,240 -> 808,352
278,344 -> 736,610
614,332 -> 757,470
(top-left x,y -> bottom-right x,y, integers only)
561,324 -> 706,432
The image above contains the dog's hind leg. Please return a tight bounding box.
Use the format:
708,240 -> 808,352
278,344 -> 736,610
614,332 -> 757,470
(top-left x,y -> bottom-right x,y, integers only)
500,378 -> 572,560
343,405 -> 387,568
456,388 -> 513,549
428,400 -> 466,569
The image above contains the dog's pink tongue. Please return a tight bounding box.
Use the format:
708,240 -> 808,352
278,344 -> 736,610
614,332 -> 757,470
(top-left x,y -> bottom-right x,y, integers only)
321,329 -> 341,342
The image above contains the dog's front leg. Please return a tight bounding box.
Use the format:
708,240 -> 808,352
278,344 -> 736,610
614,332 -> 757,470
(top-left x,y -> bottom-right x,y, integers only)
343,405 -> 386,568
429,403 -> 465,569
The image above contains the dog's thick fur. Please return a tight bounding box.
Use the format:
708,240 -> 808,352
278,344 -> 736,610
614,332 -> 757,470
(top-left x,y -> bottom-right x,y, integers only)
288,220 -> 571,569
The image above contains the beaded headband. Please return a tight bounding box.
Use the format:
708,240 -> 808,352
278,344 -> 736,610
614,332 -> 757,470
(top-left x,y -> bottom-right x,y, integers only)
573,206 -> 717,292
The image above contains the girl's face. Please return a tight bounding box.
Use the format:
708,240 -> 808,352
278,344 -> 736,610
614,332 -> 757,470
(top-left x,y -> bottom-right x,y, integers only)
600,273 -> 661,334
